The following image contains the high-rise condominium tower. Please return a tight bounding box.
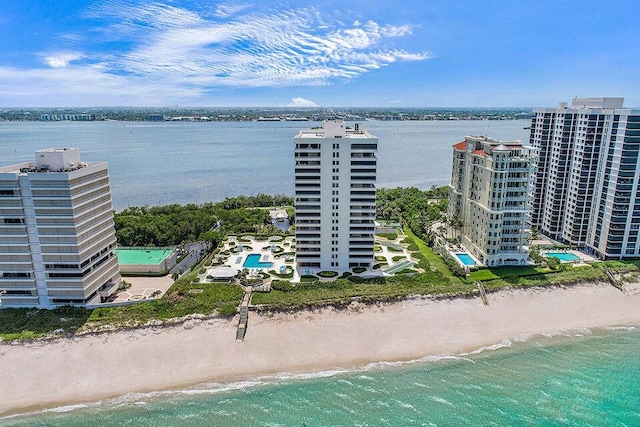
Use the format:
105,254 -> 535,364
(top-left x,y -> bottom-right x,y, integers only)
448,135 -> 533,266
0,148 -> 121,308
530,97 -> 640,259
294,120 -> 377,271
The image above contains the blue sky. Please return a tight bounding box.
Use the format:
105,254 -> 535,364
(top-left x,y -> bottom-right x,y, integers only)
1,0 -> 639,107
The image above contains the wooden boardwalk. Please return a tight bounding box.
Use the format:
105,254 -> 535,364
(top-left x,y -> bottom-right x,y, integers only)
476,282 -> 489,306
603,267 -> 625,292
236,288 -> 252,341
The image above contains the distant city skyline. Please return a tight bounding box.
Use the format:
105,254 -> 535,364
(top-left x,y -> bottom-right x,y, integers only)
2,0 -> 639,108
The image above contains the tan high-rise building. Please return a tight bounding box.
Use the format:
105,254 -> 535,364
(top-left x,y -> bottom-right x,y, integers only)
448,135 -> 533,267
0,148 -> 120,308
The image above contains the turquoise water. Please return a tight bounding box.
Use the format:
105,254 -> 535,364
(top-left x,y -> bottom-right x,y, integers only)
243,253 -> 273,268
546,252 -> 580,261
4,327 -> 639,426
455,252 -> 475,266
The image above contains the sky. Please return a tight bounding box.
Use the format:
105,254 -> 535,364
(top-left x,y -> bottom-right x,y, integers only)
1,0 -> 639,108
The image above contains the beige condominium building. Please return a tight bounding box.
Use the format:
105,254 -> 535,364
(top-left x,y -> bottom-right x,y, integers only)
448,135 -> 534,267
0,148 -> 120,308
294,120 -> 377,272
530,97 -> 640,259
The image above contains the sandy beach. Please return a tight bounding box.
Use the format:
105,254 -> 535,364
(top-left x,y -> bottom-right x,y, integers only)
1,282 -> 640,416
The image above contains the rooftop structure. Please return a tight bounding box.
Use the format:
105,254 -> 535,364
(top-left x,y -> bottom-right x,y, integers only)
0,148 -> 120,308
294,120 -> 378,272
448,135 -> 534,266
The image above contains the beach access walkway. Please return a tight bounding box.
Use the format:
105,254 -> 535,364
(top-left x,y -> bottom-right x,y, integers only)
476,282 -> 489,306
236,288 -> 252,341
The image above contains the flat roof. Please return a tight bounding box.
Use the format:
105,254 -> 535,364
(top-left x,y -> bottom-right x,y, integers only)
0,161 -> 104,175
294,131 -> 375,139
116,248 -> 173,265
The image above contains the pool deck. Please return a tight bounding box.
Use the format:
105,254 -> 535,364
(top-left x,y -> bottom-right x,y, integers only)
204,236 -> 294,282
212,233 -> 424,282
543,250 -> 596,264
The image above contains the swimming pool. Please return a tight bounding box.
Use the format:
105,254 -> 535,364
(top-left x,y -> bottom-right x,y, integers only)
243,253 -> 274,268
546,252 -> 580,262
455,253 -> 476,266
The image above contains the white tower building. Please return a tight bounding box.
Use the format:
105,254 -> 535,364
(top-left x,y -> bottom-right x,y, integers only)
0,148 -> 121,308
294,120 -> 377,272
530,97 -> 640,259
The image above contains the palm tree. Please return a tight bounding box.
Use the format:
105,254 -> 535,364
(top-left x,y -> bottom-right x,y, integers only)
451,216 -> 464,241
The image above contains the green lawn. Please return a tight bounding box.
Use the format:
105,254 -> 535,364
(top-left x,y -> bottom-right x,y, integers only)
466,266 -> 553,282
403,225 -> 458,281
481,264 -> 608,290
252,274 -> 469,308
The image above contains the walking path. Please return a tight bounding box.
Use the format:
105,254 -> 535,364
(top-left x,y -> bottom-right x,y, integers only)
236,287 -> 252,341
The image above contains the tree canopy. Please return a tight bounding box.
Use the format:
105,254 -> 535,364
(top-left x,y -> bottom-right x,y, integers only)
114,194 -> 292,247
376,186 -> 448,243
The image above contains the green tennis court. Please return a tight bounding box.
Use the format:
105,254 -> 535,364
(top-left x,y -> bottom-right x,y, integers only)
116,248 -> 173,265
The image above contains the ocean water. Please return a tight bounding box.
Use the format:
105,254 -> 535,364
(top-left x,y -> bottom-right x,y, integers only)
0,120 -> 530,210
4,327 -> 639,426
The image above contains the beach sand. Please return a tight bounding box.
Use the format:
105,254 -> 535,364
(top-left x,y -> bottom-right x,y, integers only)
1,282 -> 640,416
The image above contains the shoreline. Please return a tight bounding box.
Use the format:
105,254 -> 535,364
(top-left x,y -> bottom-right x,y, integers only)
2,282 -> 640,416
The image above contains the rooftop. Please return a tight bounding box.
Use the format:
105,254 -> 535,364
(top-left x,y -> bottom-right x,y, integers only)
0,147 -> 102,175
0,161 -> 101,175
453,141 -> 467,150
295,120 -> 375,139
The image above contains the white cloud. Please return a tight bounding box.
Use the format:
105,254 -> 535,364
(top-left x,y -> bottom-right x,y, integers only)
43,52 -> 84,68
84,1 -> 431,88
9,1 -> 432,104
0,65 -> 203,106
287,97 -> 318,107
215,3 -> 251,17
389,99 -> 402,104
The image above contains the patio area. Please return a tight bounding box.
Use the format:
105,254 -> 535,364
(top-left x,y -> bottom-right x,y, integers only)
200,235 -> 297,283
109,275 -> 174,302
